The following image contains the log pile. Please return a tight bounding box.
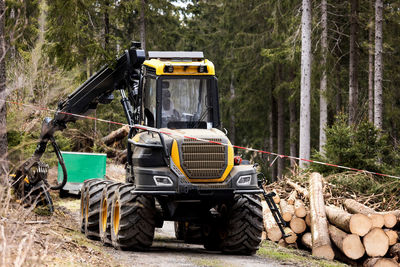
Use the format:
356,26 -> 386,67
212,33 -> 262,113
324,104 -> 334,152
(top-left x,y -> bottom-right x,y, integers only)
262,172 -> 400,266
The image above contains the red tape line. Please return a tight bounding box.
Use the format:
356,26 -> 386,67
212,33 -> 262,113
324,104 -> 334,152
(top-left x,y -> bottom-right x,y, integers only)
2,99 -> 400,180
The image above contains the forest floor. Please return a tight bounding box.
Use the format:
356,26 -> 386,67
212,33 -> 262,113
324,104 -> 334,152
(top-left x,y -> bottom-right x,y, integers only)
1,164 -> 347,267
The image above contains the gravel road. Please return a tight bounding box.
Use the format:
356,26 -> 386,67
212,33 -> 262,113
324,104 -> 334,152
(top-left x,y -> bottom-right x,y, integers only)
103,221 -> 291,267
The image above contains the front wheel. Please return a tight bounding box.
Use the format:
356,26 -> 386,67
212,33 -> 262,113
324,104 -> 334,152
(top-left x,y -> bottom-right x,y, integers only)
220,194 -> 263,255
111,184 -> 156,250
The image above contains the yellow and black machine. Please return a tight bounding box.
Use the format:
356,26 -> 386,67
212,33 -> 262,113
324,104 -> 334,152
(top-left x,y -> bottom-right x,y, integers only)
13,42 -> 286,255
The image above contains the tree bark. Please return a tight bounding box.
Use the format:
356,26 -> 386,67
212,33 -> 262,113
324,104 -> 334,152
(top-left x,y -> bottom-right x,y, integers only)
328,224 -> 365,260
101,125 -> 130,146
309,173 -> 334,260
289,99 -> 297,167
262,201 -> 282,242
374,0 -> 383,129
288,191 -> 297,205
368,0 -> 374,123
325,205 -> 372,236
344,199 -> 385,228
0,0 -> 8,182
104,0 -> 110,50
348,0 -> 359,125
299,0 -> 312,168
287,180 -> 309,198
139,0 -> 147,51
319,0 -> 328,153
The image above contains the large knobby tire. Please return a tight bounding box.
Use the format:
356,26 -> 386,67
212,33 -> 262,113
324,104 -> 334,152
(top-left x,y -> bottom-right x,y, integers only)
221,194 -> 263,255
99,182 -> 122,246
80,179 -> 102,233
85,179 -> 111,240
111,184 -> 156,250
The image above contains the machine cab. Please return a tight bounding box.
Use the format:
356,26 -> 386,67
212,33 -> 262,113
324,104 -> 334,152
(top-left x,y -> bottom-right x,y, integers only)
141,51 -> 220,129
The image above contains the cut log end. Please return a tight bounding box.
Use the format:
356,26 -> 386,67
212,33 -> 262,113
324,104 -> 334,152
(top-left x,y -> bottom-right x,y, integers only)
368,214 -> 384,228
363,228 -> 389,257
301,232 -> 312,250
342,234 -> 365,260
383,213 -> 397,228
312,245 -> 335,260
283,227 -> 297,244
363,257 -> 398,267
384,229 -> 398,246
290,217 -> 306,234
267,226 -> 282,242
349,213 -> 372,237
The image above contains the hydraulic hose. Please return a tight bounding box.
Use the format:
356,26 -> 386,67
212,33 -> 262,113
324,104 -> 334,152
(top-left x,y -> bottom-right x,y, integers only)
49,136 -> 67,190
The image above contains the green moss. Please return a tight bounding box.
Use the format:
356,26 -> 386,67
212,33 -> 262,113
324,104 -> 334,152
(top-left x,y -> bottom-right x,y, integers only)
257,241 -> 348,267
192,258 -> 229,267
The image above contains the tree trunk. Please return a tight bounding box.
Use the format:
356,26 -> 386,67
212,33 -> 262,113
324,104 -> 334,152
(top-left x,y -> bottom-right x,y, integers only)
139,0 -> 147,51
325,205 -> 372,236
374,0 -> 383,129
269,97 -> 277,181
328,224 -> 365,260
319,0 -> 328,152
229,73 -> 235,144
0,0 -> 8,182
363,228 -> 389,257
336,63 -> 342,114
104,0 -> 110,50
299,0 -> 312,168
309,173 -> 334,260
262,201 -> 282,242
368,0 -> 374,123
348,0 -> 359,125
344,199 -> 385,228
289,99 -> 297,167
277,90 -> 285,179
101,125 -> 130,146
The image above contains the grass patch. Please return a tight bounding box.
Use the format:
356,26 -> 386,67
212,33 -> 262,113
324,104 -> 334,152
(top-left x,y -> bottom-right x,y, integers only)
257,241 -> 348,267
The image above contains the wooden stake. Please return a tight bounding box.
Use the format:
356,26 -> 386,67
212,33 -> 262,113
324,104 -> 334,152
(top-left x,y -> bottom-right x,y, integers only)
309,173 -> 334,260
328,224 -> 365,260
363,228 -> 389,257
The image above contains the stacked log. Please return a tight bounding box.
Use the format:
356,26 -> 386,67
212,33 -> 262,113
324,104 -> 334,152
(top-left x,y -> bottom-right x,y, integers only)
261,172 -> 400,266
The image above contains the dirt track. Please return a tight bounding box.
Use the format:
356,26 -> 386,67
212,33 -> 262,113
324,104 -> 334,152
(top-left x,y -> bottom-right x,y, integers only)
102,221 -> 287,267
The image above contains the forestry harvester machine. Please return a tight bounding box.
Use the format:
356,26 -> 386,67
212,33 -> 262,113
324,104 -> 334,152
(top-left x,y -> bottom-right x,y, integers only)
11,42 -> 286,254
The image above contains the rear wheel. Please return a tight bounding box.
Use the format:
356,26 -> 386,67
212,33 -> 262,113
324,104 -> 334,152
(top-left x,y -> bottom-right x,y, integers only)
99,182 -> 122,246
111,184 -> 156,250
85,179 -> 111,240
80,179 -> 102,233
220,194 -> 263,255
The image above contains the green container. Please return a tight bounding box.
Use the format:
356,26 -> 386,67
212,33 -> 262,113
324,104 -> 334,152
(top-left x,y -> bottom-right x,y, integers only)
57,151 -> 107,194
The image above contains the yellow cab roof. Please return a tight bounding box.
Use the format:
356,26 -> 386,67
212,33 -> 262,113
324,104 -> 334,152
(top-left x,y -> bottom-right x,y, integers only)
143,58 -> 215,76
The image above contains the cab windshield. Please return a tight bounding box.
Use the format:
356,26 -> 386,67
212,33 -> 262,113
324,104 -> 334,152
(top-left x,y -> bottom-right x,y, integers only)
160,78 -> 210,129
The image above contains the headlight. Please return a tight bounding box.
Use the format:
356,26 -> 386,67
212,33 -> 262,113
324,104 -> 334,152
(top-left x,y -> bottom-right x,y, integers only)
236,175 -> 252,186
153,176 -> 173,186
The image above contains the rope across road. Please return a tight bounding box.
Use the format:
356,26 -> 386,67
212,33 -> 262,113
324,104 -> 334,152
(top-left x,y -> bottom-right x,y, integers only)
2,99 -> 400,180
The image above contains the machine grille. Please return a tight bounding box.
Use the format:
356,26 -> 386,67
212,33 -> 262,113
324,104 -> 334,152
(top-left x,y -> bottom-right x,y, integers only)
181,138 -> 226,179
